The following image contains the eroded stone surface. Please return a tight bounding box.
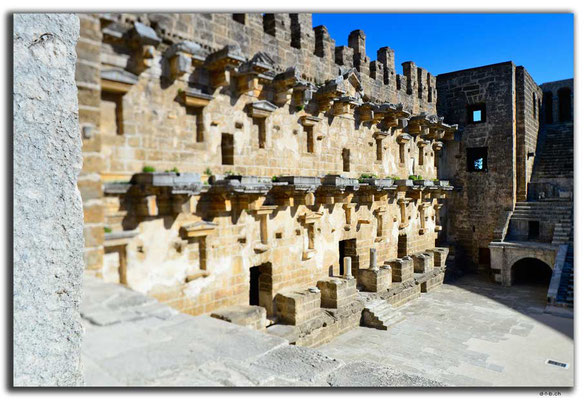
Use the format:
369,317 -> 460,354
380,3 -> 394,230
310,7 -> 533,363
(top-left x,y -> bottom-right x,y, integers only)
13,13 -> 82,386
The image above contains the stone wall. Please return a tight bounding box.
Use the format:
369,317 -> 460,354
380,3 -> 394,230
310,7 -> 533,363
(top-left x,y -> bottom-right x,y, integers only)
515,67 -> 542,201
76,13 -> 452,293
75,12 -> 454,321
13,13 -> 83,386
540,78 -> 574,124
437,62 -> 519,267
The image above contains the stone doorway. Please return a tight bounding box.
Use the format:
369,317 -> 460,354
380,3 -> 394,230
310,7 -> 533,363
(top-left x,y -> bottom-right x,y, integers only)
339,239 -> 357,276
250,263 -> 274,314
398,233 -> 408,257
249,265 -> 261,306
221,133 -> 234,165
511,258 -> 552,286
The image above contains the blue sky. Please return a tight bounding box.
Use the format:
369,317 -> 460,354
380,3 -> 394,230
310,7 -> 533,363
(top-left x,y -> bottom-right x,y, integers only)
311,14 -> 574,84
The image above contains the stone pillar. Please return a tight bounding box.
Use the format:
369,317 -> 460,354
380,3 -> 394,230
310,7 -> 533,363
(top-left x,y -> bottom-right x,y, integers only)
344,256 -> 353,278
369,248 -> 378,271
13,13 -> 83,386
377,46 -> 395,85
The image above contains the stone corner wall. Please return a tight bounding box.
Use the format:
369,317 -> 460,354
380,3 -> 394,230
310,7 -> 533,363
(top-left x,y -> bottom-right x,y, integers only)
13,13 -> 83,386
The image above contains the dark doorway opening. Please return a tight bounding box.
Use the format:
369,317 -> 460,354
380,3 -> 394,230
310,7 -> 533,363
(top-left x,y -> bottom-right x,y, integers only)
511,258 -> 552,286
528,220 -> 540,240
221,133 -> 234,165
478,247 -> 490,267
558,87 -> 572,122
251,263 -> 273,314
398,234 -> 408,257
544,91 -> 553,124
338,239 -> 357,276
249,266 -> 261,306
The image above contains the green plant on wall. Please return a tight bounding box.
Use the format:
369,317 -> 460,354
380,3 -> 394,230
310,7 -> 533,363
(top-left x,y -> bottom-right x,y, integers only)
204,167 -> 212,175
142,165 -> 156,173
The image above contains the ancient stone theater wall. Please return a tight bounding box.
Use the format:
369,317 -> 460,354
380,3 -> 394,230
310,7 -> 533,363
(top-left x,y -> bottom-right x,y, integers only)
514,66 -> 542,201
437,62 -> 518,267
437,62 -> 544,269
76,13 -> 454,318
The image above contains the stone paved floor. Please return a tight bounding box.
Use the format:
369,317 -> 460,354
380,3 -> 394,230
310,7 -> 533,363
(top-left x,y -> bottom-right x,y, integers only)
318,274 -> 574,387
80,275 -> 441,387
81,273 -> 573,387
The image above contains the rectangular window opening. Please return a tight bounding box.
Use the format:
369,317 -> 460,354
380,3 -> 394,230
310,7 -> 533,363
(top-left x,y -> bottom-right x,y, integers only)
528,220 -> 540,240
342,148 -> 350,172
221,133 -> 234,165
253,117 -> 266,149
305,125 -> 314,153
376,139 -> 383,161
100,91 -> 124,135
466,147 -> 488,172
467,103 -> 486,124
233,14 -> 246,24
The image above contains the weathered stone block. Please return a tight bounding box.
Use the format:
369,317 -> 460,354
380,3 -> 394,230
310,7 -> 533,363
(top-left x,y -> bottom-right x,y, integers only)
429,247 -> 449,268
275,289 -> 321,325
421,272 -> 445,293
413,252 -> 434,273
210,304 -> 267,331
358,268 -> 391,293
316,277 -> 357,309
386,256 -> 414,282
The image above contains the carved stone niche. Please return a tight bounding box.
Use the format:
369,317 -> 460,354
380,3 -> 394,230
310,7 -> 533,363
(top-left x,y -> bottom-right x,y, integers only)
165,41 -> 207,81
101,68 -> 139,94
235,52 -> 276,97
205,45 -> 246,88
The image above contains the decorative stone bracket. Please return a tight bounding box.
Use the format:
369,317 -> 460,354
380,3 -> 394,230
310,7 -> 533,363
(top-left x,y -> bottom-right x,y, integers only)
205,45 -> 246,88
273,67 -> 316,108
165,41 -> 207,80
101,69 -> 139,94
236,52 -> 277,97
250,205 -> 278,253
299,211 -> 323,260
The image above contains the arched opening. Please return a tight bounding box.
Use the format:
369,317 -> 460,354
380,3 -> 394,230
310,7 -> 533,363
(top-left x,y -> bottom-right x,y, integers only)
558,87 -> 572,122
544,91 -> 553,124
511,258 -> 552,286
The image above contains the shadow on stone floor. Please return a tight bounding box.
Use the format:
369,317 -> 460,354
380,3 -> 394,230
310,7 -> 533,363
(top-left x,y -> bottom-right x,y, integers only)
445,271 -> 573,339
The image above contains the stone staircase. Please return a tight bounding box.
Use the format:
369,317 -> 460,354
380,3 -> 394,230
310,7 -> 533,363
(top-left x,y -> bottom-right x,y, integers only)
532,122 -> 574,180
555,244 -> 574,308
361,299 -> 406,330
552,215 -> 573,245
509,200 -> 572,244
510,201 -> 572,222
